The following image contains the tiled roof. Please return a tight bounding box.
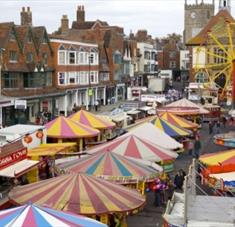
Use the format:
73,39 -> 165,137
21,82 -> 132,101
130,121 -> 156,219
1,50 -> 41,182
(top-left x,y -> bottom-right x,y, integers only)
72,20 -> 109,30
187,9 -> 234,46
0,22 -> 14,48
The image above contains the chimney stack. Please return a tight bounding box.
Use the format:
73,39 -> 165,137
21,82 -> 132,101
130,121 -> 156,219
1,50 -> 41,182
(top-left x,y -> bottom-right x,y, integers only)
77,5 -> 85,23
21,6 -> 32,26
61,15 -> 69,34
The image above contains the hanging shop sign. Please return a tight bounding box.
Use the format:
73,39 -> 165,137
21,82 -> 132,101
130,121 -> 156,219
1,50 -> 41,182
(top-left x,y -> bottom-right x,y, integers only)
14,100 -> 27,110
0,148 -> 27,170
88,88 -> 93,96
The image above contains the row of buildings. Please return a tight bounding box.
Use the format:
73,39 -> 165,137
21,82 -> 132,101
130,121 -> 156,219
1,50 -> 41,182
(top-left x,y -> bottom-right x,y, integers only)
0,6 -> 190,127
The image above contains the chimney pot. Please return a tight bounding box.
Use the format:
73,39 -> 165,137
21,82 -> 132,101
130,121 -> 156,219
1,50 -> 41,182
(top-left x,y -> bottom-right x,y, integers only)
27,7 -> 30,12
22,7 -> 25,12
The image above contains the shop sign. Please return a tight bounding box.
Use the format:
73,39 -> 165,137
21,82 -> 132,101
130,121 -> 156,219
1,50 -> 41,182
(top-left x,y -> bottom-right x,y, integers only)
88,88 -> 93,96
14,100 -> 27,110
0,148 -> 27,170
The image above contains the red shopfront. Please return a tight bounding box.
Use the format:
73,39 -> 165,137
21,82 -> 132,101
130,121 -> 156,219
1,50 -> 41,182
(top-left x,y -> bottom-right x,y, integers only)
0,140 -> 39,184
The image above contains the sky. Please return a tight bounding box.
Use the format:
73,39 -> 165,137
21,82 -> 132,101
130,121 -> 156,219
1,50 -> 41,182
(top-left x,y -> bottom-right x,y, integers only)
0,0 -> 235,38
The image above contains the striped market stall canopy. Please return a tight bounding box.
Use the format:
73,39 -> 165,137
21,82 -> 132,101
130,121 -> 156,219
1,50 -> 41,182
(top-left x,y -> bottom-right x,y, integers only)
199,150 -> 235,166
45,116 -> 100,139
164,98 -> 209,115
152,117 -> 191,137
0,204 -> 107,227
87,134 -> 178,162
58,150 -> 161,183
159,112 -> 199,130
9,173 -> 146,215
68,110 -> 115,130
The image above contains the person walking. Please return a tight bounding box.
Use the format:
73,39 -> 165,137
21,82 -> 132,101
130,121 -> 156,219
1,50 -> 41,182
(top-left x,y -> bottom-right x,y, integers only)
216,120 -> 221,134
208,121 -> 213,134
94,100 -> 99,112
194,137 -> 201,159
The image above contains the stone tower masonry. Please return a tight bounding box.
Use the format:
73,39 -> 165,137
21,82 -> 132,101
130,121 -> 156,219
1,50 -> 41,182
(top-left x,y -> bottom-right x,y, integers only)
184,0 -> 215,44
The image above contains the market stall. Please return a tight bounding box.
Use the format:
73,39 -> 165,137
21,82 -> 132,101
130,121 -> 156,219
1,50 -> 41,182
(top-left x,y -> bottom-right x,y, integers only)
27,142 -> 77,181
45,116 -> 100,151
199,150 -> 235,193
9,173 -> 146,226
214,132 -> 235,148
159,112 -> 199,130
57,150 -> 161,194
0,203 -> 107,227
151,117 -> 191,138
68,110 -> 115,141
128,123 -> 183,151
87,134 -> 178,172
0,139 -> 39,190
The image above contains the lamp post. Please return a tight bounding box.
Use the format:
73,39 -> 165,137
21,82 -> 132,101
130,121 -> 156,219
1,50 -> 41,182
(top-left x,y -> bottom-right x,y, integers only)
88,54 -> 93,110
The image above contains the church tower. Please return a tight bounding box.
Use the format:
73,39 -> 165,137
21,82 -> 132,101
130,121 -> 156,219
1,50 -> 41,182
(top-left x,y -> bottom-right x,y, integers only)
219,0 -> 231,12
184,0 -> 215,44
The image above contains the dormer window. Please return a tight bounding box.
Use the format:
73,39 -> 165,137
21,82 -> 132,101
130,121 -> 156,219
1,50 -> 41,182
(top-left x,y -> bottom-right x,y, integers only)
9,29 -> 16,41
9,51 -> 18,62
26,52 -> 33,63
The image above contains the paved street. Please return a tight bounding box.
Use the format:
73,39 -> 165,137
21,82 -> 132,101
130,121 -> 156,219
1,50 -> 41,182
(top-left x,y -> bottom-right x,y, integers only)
127,121 -> 235,227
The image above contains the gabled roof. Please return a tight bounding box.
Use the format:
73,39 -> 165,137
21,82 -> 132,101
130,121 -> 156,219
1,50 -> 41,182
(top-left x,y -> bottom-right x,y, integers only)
187,9 -> 234,46
72,20 -> 109,30
0,22 -> 14,48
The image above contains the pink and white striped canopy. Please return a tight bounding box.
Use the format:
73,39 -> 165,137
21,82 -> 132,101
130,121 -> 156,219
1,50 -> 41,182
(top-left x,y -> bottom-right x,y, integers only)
87,134 -> 178,162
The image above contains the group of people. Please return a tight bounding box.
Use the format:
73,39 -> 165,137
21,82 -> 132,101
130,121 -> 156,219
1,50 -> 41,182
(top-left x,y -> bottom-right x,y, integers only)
152,172 -> 174,207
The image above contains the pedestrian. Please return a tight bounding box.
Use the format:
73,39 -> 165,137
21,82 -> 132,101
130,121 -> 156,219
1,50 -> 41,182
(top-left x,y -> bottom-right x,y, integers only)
153,178 -> 162,207
208,121 -> 213,134
174,170 -> 184,191
222,116 -> 226,128
194,136 -> 201,159
216,120 -> 220,134
95,100 -> 99,112
188,139 -> 193,155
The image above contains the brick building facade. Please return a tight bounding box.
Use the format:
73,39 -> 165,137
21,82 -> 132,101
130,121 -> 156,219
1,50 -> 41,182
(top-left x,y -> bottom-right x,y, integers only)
50,39 -> 105,114
53,5 -> 129,102
0,7 -> 60,126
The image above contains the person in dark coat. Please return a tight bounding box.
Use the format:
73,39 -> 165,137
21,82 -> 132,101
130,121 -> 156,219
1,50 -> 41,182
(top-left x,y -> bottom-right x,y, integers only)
194,137 -> 201,159
174,170 -> 184,190
209,121 -> 213,134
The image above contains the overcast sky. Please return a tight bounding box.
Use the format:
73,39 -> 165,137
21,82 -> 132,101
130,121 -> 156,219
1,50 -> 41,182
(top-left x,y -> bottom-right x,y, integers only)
0,0 -> 235,38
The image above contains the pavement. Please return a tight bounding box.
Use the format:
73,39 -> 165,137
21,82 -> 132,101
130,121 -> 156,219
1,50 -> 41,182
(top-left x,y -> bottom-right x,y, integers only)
127,122 -> 235,227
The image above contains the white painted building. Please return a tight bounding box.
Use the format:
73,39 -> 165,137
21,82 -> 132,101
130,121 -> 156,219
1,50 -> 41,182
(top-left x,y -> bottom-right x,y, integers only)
180,50 -> 190,70
50,39 -> 106,116
137,42 -> 157,74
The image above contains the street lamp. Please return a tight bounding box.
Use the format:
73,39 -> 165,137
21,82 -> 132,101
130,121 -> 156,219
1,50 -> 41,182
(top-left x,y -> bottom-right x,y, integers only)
88,54 -> 93,110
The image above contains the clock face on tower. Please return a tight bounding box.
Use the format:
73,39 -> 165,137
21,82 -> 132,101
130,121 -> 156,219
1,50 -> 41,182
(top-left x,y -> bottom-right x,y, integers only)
191,12 -> 196,19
